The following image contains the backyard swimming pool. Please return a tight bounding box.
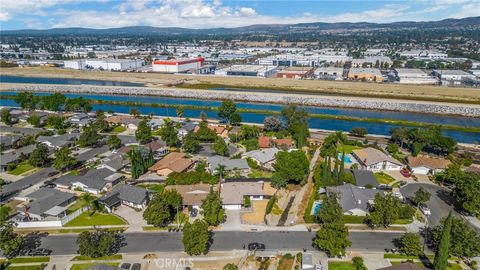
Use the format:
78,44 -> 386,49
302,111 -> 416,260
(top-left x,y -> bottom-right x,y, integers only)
312,201 -> 323,216
338,153 -> 353,164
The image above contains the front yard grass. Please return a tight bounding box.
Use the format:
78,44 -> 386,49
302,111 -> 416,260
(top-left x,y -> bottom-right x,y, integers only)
248,169 -> 273,179
343,215 -> 412,225
8,257 -> 50,263
136,183 -> 164,193
66,200 -> 87,215
375,172 -> 396,185
112,126 -> 126,133
5,265 -> 46,270
70,263 -> 119,270
72,255 -> 122,261
328,261 -> 356,270
337,144 -> 363,154
8,162 -> 36,176
64,212 -> 127,227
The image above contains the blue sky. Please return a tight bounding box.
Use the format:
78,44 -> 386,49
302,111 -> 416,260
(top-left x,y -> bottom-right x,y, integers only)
1,0 -> 479,30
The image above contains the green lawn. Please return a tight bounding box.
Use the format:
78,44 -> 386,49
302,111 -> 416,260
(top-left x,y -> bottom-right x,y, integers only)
70,263 -> 119,270
8,162 -> 36,176
6,265 -> 46,270
137,184 -> 165,193
8,257 -> 50,263
248,169 -> 273,178
112,126 -> 126,133
66,200 -> 87,215
72,255 -> 122,261
328,261 -> 356,270
64,212 -> 127,227
337,144 -> 363,154
343,215 -> 365,224
375,172 -> 396,184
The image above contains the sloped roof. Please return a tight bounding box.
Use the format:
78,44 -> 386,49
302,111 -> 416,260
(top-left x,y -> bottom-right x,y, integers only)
25,187 -> 75,216
378,263 -> 427,270
221,182 -> 273,205
243,148 -> 279,164
208,156 -> 249,171
100,184 -> 149,206
353,147 -> 402,166
407,156 -> 451,170
352,170 -> 379,187
149,152 -> 193,173
327,183 -> 383,213
165,184 -> 211,206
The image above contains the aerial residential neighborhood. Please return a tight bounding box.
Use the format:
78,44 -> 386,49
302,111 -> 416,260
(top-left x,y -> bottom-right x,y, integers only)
1,1 -> 480,270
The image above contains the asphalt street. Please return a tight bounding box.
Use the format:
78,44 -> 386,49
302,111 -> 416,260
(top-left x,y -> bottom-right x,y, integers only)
400,183 -> 458,226
37,231 -> 403,255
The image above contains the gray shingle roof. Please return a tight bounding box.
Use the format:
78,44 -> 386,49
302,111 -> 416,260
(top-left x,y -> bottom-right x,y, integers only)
242,148 -> 279,164
0,144 -> 36,166
100,184 -> 148,206
0,134 -> 22,147
54,168 -> 117,190
25,187 -> 76,216
208,156 -> 249,171
327,184 -> 383,213
352,170 -> 379,187
75,145 -> 110,162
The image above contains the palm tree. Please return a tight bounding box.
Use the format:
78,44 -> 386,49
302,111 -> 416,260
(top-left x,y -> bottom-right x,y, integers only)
80,193 -> 100,212
215,164 -> 227,181
176,107 -> 184,119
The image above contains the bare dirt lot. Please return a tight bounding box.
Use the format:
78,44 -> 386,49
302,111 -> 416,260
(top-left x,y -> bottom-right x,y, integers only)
3,67 -> 480,104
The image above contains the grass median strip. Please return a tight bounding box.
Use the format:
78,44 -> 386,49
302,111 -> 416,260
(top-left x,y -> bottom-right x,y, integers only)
8,257 -> 50,264
5,265 -> 47,270
72,255 -> 122,261
70,263 -> 119,270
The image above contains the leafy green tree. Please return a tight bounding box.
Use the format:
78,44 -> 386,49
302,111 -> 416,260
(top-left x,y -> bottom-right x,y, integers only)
195,121 -> 217,142
182,220 -> 210,256
433,212 -> 452,270
399,233 -> 423,256
0,222 -> 23,258
212,137 -> 229,156
201,190 -> 225,226
230,113 -> 242,126
313,222 -> 351,257
143,189 -> 182,226
129,108 -> 140,118
281,105 -> 310,148
64,97 -> 92,112
263,116 -> 283,132
176,107 -> 184,119
41,93 -> 66,111
76,228 -> 121,258
78,125 -> 103,147
1,108 -> 12,125
159,122 -> 179,147
316,192 -> 343,224
412,187 -> 431,206
28,143 -> 50,167
350,127 -> 367,137
46,115 -> 66,130
352,257 -> 367,270
430,215 -> 480,258
53,146 -> 77,171
0,205 -> 11,224
128,149 -> 154,179
183,131 -> 200,153
107,135 -> 122,149
365,193 -> 401,228
223,263 -> 239,270
271,150 -> 309,188
93,110 -> 109,132
14,92 -> 37,109
218,100 -> 237,124
136,119 -> 153,144
386,143 -> 399,154
27,114 -> 41,127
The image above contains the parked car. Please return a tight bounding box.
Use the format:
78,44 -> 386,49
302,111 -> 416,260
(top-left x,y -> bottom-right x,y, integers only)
400,168 -> 411,178
131,263 -> 141,270
190,208 -> 198,218
247,242 -> 266,251
120,263 -> 131,270
28,248 -> 51,256
420,205 -> 431,216
377,184 -> 393,191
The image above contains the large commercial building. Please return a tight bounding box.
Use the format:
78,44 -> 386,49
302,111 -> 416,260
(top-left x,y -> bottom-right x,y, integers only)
394,68 -> 438,85
433,70 -> 477,86
64,59 -> 143,71
215,65 -> 277,77
152,58 -> 204,73
347,68 -> 384,82
276,67 -> 314,79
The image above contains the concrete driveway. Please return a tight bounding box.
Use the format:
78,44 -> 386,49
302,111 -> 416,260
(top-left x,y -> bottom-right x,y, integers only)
114,205 -> 147,232
400,183 -> 458,226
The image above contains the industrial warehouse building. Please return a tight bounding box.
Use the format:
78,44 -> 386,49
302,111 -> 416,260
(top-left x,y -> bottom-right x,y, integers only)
394,68 -> 438,85
215,64 -> 277,77
347,68 -> 384,82
276,67 -> 314,79
63,59 -> 143,71
152,58 -> 204,73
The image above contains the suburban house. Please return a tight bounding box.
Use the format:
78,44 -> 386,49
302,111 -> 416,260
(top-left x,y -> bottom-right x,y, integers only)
17,188 -> 76,221
147,118 -> 165,130
165,184 -> 212,209
97,154 -> 129,172
0,134 -> 22,150
106,115 -> 141,130
378,263 -> 427,270
75,145 -> 110,164
144,140 -> 169,158
242,148 -> 280,170
54,168 -> 124,194
406,156 -> 452,175
19,111 -> 50,125
352,169 -> 379,188
149,152 -> 194,177
37,132 -> 80,149
100,184 -> 150,212
207,156 -> 250,174
68,113 -> 93,127
327,183 -> 384,216
220,181 -> 275,210
178,122 -> 198,138
194,124 -> 229,138
352,147 -> 403,172
258,136 -> 294,149
0,144 -> 36,172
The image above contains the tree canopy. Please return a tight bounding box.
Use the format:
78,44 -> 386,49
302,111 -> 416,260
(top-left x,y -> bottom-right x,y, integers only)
53,146 -> 77,170
218,100 -> 238,124
182,219 -> 210,256
201,190 -> 225,226
212,137 -> 229,156
0,222 -> 23,258
136,119 -> 153,144
28,143 -> 50,167
271,150 -> 309,188
281,105 -> 310,148
76,228 -> 122,258
143,189 -> 183,226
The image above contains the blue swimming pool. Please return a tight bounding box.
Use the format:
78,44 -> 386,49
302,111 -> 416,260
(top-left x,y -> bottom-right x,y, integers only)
338,153 -> 353,164
312,201 -> 323,216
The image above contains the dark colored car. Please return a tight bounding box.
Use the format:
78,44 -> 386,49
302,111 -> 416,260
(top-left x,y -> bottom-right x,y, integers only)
131,263 -> 141,270
247,242 -> 266,251
190,208 -> 198,217
28,248 -> 51,256
120,263 -> 131,270
377,184 -> 393,191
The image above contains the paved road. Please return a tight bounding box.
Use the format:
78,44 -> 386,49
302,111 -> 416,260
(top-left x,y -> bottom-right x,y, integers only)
36,231 -> 403,255
400,183 -> 457,226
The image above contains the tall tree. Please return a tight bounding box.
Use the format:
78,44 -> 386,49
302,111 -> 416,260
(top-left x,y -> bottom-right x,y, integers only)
433,212 -> 453,270
78,125 -> 103,148
27,114 -> 41,127
365,193 -> 401,228
107,135 -> 122,149
313,222 -> 351,257
53,146 -> 77,171
182,220 -> 210,256
182,131 -> 200,153
316,192 -> 343,224
201,190 -> 225,226
218,100 -> 237,124
399,233 -> 423,256
272,150 -> 309,188
0,222 -> 23,258
338,150 -> 345,183
76,228 -> 122,258
0,108 -> 12,125
212,137 -> 229,156
159,122 -> 179,147
135,119 -> 153,144
143,189 -> 182,226
28,143 -> 50,167
412,188 -> 431,206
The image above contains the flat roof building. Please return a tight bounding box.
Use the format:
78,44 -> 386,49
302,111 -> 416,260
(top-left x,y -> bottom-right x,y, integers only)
347,68 -> 384,82
395,68 -> 438,85
276,67 -> 314,79
152,57 -> 204,73
215,64 -> 277,77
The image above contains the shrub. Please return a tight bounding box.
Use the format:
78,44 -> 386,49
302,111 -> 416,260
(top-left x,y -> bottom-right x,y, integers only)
265,195 -> 277,215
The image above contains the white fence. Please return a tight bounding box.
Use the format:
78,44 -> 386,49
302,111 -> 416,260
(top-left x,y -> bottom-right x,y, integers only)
15,206 -> 87,228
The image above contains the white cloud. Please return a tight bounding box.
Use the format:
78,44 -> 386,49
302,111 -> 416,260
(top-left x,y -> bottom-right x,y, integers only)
450,2 -> 480,18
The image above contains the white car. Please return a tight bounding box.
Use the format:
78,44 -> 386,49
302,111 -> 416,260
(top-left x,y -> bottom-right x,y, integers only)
420,205 -> 431,216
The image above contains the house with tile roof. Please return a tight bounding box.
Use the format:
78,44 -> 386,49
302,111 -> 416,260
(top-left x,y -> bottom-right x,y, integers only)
406,155 -> 452,175
149,152 -> 194,176
352,147 -> 403,172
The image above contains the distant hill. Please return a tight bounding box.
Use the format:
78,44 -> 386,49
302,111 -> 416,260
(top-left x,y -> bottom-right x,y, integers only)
2,16 -> 479,36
